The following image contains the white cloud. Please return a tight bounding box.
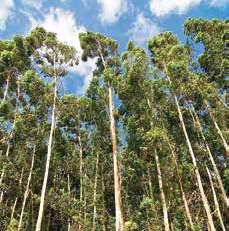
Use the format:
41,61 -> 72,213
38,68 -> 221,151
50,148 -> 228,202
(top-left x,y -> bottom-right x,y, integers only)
22,0 -> 43,9
0,0 -> 14,30
149,0 -> 202,17
128,13 -> 161,46
210,0 -> 229,7
97,0 -> 128,24
27,7 -> 96,93
39,8 -> 85,48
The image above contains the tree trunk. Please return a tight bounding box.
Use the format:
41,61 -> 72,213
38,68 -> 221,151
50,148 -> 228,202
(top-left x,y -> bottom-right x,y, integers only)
18,145 -> 36,230
92,152 -> 100,231
1,75 -> 20,203
1,73 -> 10,104
67,174 -> 71,231
147,165 -> 153,199
167,139 -> 194,229
165,72 -> 216,231
190,106 -> 229,208
10,198 -> 18,221
206,167 -> 226,231
77,135 -> 83,231
155,152 -> 170,231
0,142 -> 10,203
205,100 -> 229,157
102,169 -> 107,231
35,74 -> 57,231
10,168 -> 24,221
108,85 -> 124,231
97,42 -> 123,231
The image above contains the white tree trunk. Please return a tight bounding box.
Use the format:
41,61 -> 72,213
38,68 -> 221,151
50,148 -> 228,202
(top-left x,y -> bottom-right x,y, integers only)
108,85 -> 124,231
10,168 -> 24,221
1,73 -> 10,104
0,142 -> 10,203
206,167 -> 226,231
155,152 -> 170,231
204,100 -> 229,157
98,42 -> 123,231
191,106 -> 229,208
165,72 -> 216,231
18,145 -> 35,230
35,75 -> 57,231
167,139 -> 194,229
92,152 -> 100,231
78,135 -> 83,231
67,174 -> 71,231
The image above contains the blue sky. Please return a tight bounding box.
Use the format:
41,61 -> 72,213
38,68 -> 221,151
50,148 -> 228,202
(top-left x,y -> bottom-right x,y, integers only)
0,0 -> 228,95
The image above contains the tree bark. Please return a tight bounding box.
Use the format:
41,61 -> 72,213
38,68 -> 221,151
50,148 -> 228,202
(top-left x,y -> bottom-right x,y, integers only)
190,106 -> 229,208
1,73 -> 10,104
206,167 -> 226,231
67,174 -> 71,231
155,152 -> 170,231
0,142 -> 10,203
167,139 -> 194,229
97,42 -> 124,231
18,145 -> 35,230
165,71 -> 216,231
10,168 -> 24,221
92,152 -> 100,231
204,100 -> 229,157
77,134 -> 83,231
108,85 -> 124,231
35,74 -> 57,231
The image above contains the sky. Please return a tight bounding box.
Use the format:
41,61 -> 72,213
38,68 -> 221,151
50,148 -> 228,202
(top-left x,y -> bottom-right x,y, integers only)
0,0 -> 228,95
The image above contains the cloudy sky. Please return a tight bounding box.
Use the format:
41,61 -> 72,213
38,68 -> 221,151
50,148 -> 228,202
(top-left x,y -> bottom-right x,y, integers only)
0,0 -> 228,94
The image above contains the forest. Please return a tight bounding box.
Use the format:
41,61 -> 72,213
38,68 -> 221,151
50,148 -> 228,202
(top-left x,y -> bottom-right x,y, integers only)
0,17 -> 228,231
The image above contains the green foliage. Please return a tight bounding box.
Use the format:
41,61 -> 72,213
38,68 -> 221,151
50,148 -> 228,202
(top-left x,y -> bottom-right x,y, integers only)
0,18 -> 228,231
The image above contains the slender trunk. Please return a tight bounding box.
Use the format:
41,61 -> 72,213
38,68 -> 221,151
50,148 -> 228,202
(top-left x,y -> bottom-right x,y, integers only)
165,72 -> 216,231
92,152 -> 100,231
78,135 -> 83,231
1,75 -> 20,203
108,85 -> 123,231
206,167 -> 226,231
10,168 -> 24,221
35,74 -> 57,231
18,145 -> 36,230
83,181 -> 87,229
78,136 -> 83,204
167,139 -> 194,229
190,106 -> 229,207
147,165 -> 153,199
102,170 -> 107,231
0,142 -> 10,203
97,42 -> 123,231
2,73 -> 10,103
205,100 -> 229,157
155,152 -> 170,231
10,198 -> 18,221
67,174 -> 71,231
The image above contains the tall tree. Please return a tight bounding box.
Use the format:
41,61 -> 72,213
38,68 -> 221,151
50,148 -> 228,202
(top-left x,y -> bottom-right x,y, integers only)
80,32 -> 124,231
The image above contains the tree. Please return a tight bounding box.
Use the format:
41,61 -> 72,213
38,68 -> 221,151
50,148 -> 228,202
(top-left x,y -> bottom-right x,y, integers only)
80,32 -> 124,231
32,29 -> 77,231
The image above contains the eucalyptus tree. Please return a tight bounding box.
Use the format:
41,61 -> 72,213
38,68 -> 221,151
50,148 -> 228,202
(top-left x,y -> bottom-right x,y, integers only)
184,18 -> 229,157
58,94 -> 91,229
0,30 -> 46,205
30,29 -> 78,231
148,32 -> 216,230
0,36 -> 29,190
86,75 -> 116,230
80,32 -> 124,231
14,69 -> 49,230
